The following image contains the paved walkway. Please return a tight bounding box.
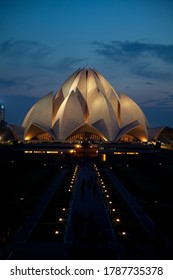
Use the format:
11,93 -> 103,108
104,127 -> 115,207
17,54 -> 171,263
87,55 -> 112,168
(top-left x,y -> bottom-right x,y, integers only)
64,162 -> 121,259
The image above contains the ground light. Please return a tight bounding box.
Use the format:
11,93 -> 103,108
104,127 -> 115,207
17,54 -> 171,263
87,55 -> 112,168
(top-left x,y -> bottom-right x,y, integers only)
94,163 -> 126,245
54,165 -> 79,240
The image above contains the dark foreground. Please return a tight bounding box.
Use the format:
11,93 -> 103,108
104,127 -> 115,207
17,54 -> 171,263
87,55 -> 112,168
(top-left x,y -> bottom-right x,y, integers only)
0,143 -> 173,260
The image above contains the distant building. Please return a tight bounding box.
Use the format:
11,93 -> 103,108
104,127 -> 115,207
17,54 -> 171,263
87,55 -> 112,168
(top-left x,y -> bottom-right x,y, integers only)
0,103 -> 6,129
0,104 -> 5,122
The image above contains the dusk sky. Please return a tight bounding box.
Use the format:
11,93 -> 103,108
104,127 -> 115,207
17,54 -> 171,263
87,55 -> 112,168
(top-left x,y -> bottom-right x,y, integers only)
0,0 -> 173,128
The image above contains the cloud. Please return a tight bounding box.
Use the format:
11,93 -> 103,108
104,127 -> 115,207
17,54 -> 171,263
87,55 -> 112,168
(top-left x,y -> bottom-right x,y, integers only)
0,38 -> 86,75
141,93 -> 173,109
132,63 -> 173,81
92,40 -> 173,64
44,56 -> 86,72
0,76 -> 35,90
167,93 -> 173,101
92,40 -> 173,81
0,39 -> 85,91
0,38 -> 53,61
0,79 -> 18,87
144,82 -> 155,85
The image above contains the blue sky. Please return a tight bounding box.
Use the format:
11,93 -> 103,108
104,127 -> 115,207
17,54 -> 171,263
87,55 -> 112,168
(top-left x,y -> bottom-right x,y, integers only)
0,0 -> 173,127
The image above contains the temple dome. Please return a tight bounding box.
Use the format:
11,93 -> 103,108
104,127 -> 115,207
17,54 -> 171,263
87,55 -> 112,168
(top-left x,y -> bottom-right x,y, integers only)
20,67 -> 149,142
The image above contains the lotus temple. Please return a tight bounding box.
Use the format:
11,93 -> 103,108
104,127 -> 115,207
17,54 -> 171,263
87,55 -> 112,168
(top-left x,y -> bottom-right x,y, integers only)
1,68 -> 173,144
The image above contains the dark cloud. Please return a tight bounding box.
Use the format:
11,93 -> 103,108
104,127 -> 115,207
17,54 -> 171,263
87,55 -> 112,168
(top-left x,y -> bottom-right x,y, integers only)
140,93 -> 173,109
0,39 -> 86,73
54,57 -> 86,69
132,63 -> 173,81
0,79 -> 18,87
166,93 -> 173,101
144,82 -> 154,85
0,76 -> 35,90
0,38 -> 53,60
141,99 -> 161,105
44,57 -> 87,72
92,40 -> 173,64
92,40 -> 173,81
161,92 -> 173,95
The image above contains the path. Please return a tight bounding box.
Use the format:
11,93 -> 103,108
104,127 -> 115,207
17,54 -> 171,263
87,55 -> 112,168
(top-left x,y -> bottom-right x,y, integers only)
64,162 -> 121,259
